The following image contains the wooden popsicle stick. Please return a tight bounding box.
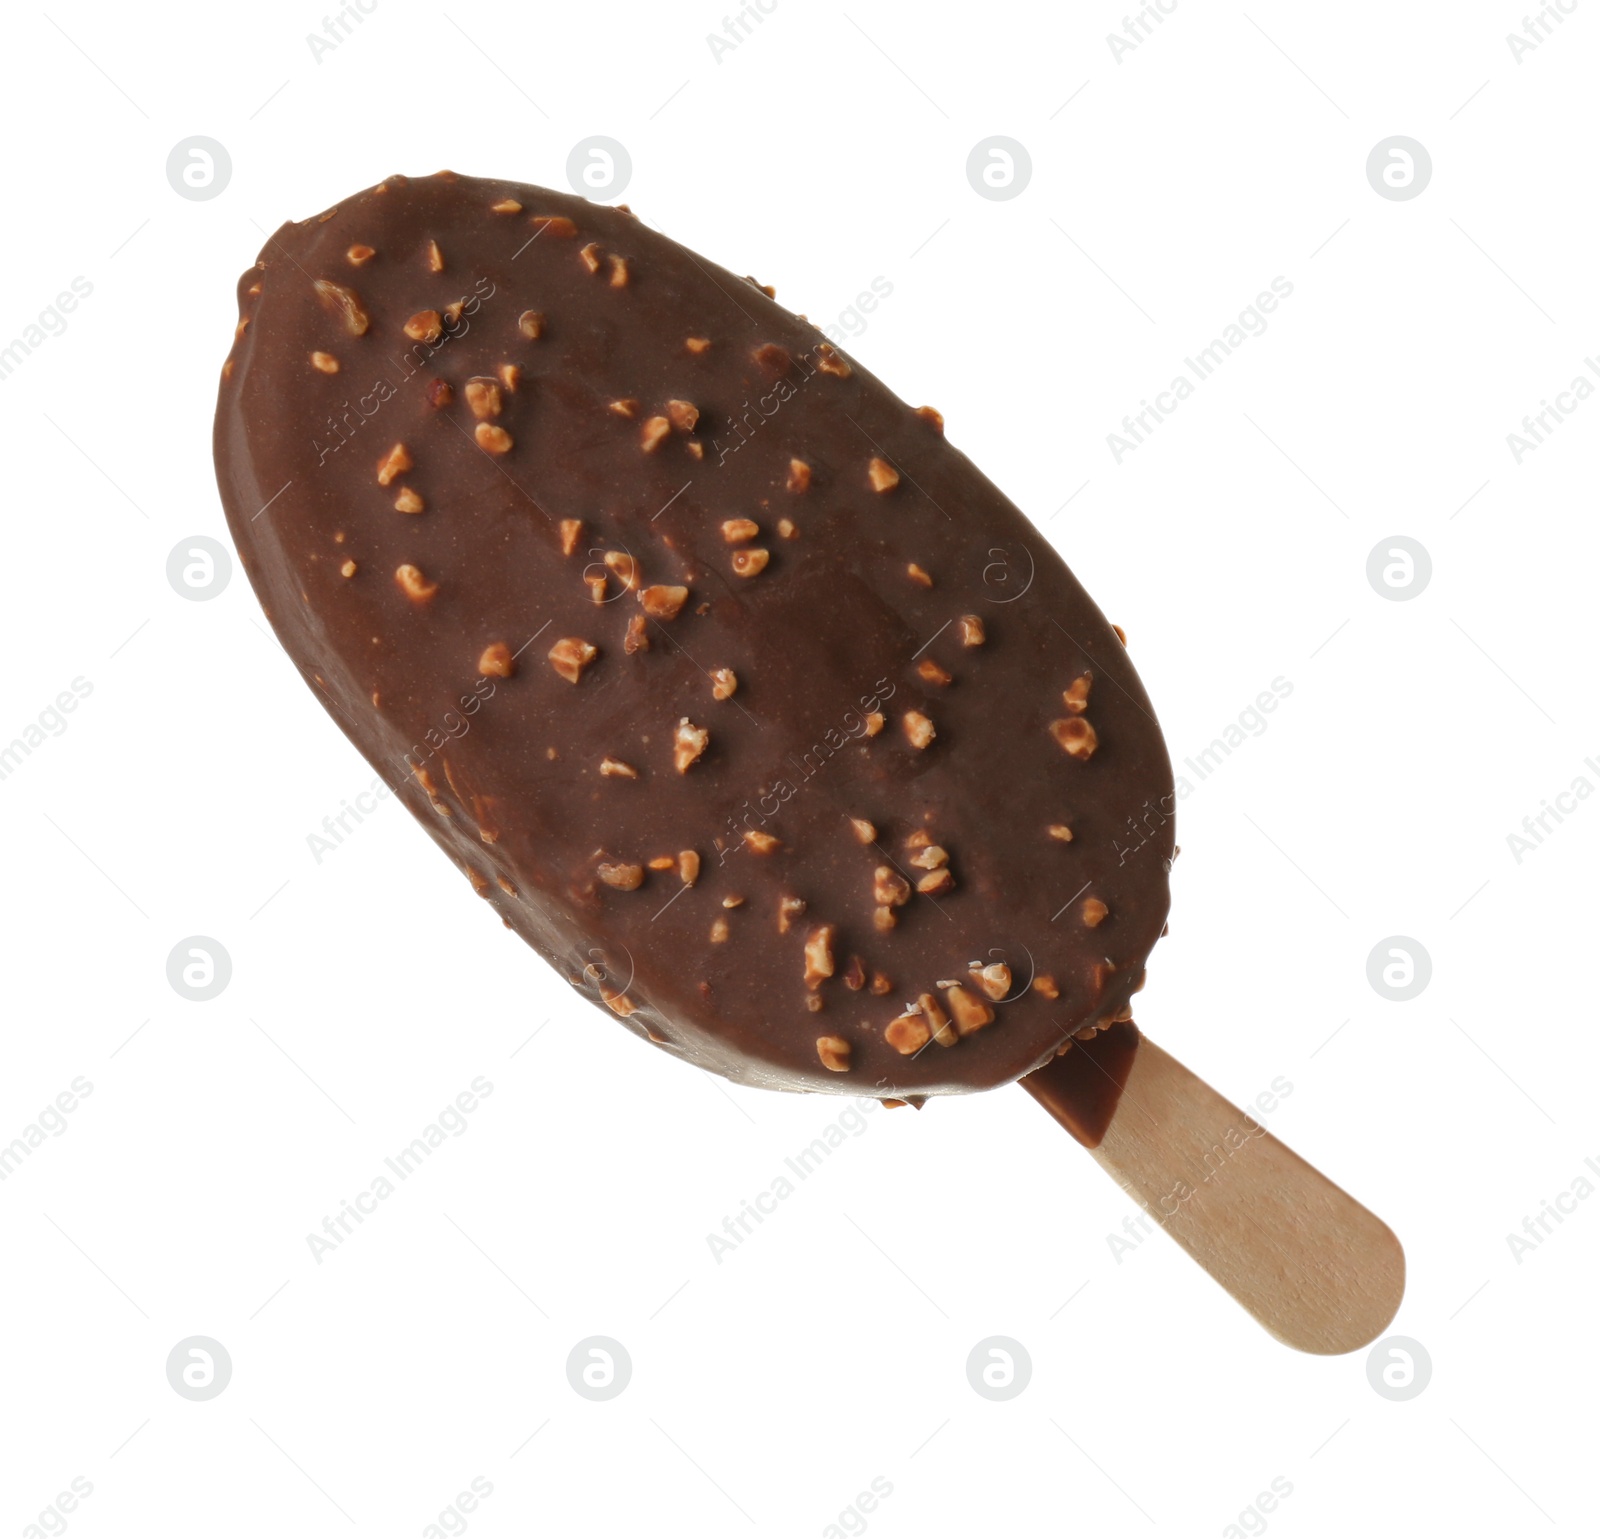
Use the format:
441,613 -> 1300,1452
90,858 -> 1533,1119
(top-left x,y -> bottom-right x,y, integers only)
1021,1024 -> 1404,1355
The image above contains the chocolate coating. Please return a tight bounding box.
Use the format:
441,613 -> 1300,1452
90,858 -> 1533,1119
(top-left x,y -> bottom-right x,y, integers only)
214,172 -> 1175,1098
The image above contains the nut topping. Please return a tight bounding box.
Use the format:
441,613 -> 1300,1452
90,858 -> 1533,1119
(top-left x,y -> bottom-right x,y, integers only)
608,255 -> 629,288
850,817 -> 877,844
548,637 -> 598,684
530,214 -> 577,236
345,244 -> 375,267
711,668 -> 738,700
426,379 -> 453,408
902,711 -> 936,750
786,458 -> 811,492
679,849 -> 700,886
1033,975 -> 1060,1000
778,895 -> 807,933
730,548 -> 770,578
915,405 -> 945,433
945,985 -> 995,1036
909,846 -> 948,870
624,615 -> 650,653
1062,673 -> 1093,715
803,924 -> 836,988
313,278 -> 370,335
1049,717 -> 1098,760
673,718 -> 709,773
404,310 -> 442,343
721,518 -> 759,543
475,423 -> 513,454
609,398 -> 638,418
1081,897 -> 1109,928
579,242 -> 603,273
639,584 -> 688,620
863,712 -> 885,737
599,758 -> 638,778
867,457 -> 899,493
816,1036 -> 852,1073
919,992 -> 956,1047
393,487 -> 424,514
339,559 -> 357,578
464,377 -> 502,419
917,658 -> 952,687
640,416 -> 671,452
874,866 -> 911,908
603,551 -> 641,591
957,615 -> 985,647
559,519 -> 583,556
394,563 -> 437,601
518,309 -> 546,338
598,861 -> 644,891
667,400 -> 699,432
710,917 -> 730,943
310,351 -> 340,374
491,198 -> 523,214
686,335 -> 712,354
376,443 -> 412,485
425,239 -> 445,273
969,962 -> 1011,1001
744,829 -> 781,854
916,868 -> 954,895
1048,823 -> 1074,842
815,343 -> 852,378
478,642 -> 513,678
885,1012 -> 930,1055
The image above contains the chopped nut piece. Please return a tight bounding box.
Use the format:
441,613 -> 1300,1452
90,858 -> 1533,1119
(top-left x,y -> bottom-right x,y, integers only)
920,993 -> 956,1047
873,905 -> 897,933
491,198 -> 523,214
464,376 -> 502,419
957,614 -> 985,647
498,363 -> 521,392
1050,717 -> 1098,760
874,866 -> 911,907
1033,975 -> 1060,1000
313,278 -> 370,335
711,667 -> 738,700
530,214 -> 578,236
585,574 -> 608,605
815,342 -> 852,378
917,868 -> 954,895
640,415 -> 671,453
1048,823 -> 1074,842
850,817 -> 876,844
1082,897 -> 1109,928
608,254 -> 629,288
885,1013 -> 930,1055
673,718 -> 709,773
1062,673 -> 1093,715
777,517 -> 797,539
917,658 -> 952,687
686,441 -> 705,459
946,985 -> 995,1036
548,637 -> 598,684
425,239 -> 445,272
778,895 -> 807,934
393,487 -> 424,514
863,712 -> 885,737
753,342 -> 792,373
916,405 -> 945,434
599,758 -> 638,778
970,963 -> 1011,1001
686,335 -> 711,354
579,242 -> 604,273
339,559 -> 357,578
598,861 -> 643,890
842,956 -> 867,990
639,584 -> 688,620
394,563 -> 437,601
518,309 -> 545,338
667,399 -> 699,432
404,309 -> 442,343
1112,623 -> 1128,646
603,551 -> 641,591
609,398 -> 639,419
907,563 -> 932,587
311,350 -> 340,374
731,548 -> 770,578
426,378 -> 453,408
909,845 -> 948,870
679,849 -> 700,886
803,924 -> 836,989
721,517 -> 759,543
903,711 -> 936,750
345,244 -> 375,267
905,830 -> 932,850
648,856 -> 675,871
867,457 -> 899,493
869,971 -> 893,996
710,917 -> 730,943
601,988 -> 637,1017
816,1036 -> 852,1073
375,443 -> 412,486
478,642 -> 513,677
475,423 -> 513,454
744,829 -> 781,854
786,458 -> 812,493
624,614 -> 650,653
559,519 -> 583,556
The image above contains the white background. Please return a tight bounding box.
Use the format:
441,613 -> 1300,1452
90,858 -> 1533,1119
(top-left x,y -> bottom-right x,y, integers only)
2,2 -> 1595,1534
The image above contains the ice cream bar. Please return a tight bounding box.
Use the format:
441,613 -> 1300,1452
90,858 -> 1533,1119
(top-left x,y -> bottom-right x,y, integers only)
213,171 -> 1175,1100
